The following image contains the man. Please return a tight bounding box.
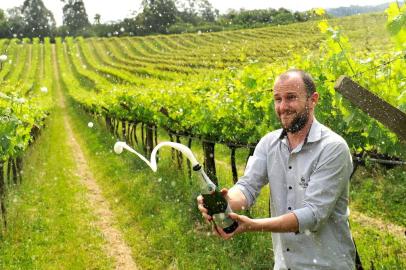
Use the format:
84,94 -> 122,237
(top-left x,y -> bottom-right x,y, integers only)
197,69 -> 356,269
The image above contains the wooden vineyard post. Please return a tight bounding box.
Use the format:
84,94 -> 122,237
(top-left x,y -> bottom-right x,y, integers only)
229,146 -> 238,184
168,132 -> 175,161
0,162 -> 6,230
187,138 -> 193,180
16,156 -> 23,183
105,116 -> 113,133
202,141 -> 218,185
122,121 -> 127,140
334,76 -> 406,142
132,122 -> 139,145
145,123 -> 154,159
176,135 -> 183,169
12,158 -> 18,185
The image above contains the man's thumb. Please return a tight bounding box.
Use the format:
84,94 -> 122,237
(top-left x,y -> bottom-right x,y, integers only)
228,212 -> 239,221
220,188 -> 228,196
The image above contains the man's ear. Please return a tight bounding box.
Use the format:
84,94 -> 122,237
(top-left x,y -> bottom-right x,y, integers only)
311,92 -> 319,104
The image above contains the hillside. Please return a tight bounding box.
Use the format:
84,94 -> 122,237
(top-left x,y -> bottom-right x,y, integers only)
327,2 -> 391,17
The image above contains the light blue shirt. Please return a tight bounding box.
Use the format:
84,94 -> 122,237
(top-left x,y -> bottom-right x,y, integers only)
232,118 -> 356,269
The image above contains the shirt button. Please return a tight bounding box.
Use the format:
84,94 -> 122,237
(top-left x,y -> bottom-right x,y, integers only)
288,186 -> 292,190
286,248 -> 290,252
288,166 -> 292,169
288,207 -> 292,210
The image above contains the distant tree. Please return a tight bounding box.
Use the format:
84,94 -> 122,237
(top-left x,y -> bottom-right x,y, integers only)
175,0 -> 218,24
293,11 -> 307,22
62,0 -> 90,36
198,0 -> 218,22
0,9 -> 7,38
176,0 -> 200,25
94,13 -> 101,25
21,0 -> 56,38
137,0 -> 178,33
5,7 -> 25,38
273,8 -> 296,24
218,7 -> 303,28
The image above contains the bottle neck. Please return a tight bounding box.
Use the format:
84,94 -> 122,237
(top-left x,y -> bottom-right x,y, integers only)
197,168 -> 217,194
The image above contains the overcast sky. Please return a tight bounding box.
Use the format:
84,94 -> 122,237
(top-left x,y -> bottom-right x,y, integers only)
0,0 -> 391,26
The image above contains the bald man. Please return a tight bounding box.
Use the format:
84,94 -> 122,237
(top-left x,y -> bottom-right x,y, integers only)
197,69 -> 356,269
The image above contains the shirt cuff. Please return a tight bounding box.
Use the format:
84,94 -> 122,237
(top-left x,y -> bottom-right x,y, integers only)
292,206 -> 317,233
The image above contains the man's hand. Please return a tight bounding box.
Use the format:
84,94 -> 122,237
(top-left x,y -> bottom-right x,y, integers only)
197,188 -> 256,239
212,212 -> 256,240
197,188 -> 229,223
197,187 -> 299,237
196,194 -> 212,223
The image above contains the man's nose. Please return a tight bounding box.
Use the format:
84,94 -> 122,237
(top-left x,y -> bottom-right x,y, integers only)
278,99 -> 289,112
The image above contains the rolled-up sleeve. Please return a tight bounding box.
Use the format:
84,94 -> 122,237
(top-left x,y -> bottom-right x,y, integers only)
231,137 -> 269,208
293,142 -> 352,233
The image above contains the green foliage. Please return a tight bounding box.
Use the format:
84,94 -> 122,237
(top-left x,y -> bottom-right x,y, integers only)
0,9 -> 7,37
386,2 -> 406,49
62,0 -> 91,36
50,11 -> 405,159
136,0 -> 178,34
2,7 -> 25,38
0,37 -> 53,161
21,0 -> 56,38
218,7 -> 321,28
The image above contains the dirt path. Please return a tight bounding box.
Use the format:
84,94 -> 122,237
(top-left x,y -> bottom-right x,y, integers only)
51,45 -> 138,270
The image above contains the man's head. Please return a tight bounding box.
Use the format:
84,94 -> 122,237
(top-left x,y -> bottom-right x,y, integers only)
273,69 -> 319,133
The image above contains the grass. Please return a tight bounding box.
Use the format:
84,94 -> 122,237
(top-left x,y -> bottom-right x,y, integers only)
351,165 -> 406,227
351,220 -> 406,269
0,99 -> 114,269
349,165 -> 406,269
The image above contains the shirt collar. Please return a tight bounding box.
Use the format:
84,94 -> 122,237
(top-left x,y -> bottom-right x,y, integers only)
306,118 -> 323,143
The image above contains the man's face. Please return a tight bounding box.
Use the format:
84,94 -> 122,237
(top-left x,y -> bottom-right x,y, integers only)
273,75 -> 317,133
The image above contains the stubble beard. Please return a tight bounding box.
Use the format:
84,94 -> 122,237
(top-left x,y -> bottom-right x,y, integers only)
280,106 -> 310,134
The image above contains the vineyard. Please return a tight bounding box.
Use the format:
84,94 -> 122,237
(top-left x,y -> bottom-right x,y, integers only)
0,5 -> 405,270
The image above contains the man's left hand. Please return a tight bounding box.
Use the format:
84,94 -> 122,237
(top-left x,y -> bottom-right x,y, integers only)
212,212 -> 256,240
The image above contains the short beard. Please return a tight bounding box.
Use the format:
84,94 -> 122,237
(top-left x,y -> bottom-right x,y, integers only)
282,107 -> 309,134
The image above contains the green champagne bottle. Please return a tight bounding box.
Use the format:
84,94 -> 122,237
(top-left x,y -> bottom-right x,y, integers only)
194,164 -> 238,234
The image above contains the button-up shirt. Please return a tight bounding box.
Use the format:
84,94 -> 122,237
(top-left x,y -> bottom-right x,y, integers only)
232,118 -> 356,269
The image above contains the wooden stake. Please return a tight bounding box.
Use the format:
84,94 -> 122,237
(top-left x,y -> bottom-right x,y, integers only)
334,76 -> 406,142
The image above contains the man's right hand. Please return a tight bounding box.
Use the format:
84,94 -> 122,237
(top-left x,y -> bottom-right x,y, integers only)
196,194 -> 212,223
196,188 -> 229,223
